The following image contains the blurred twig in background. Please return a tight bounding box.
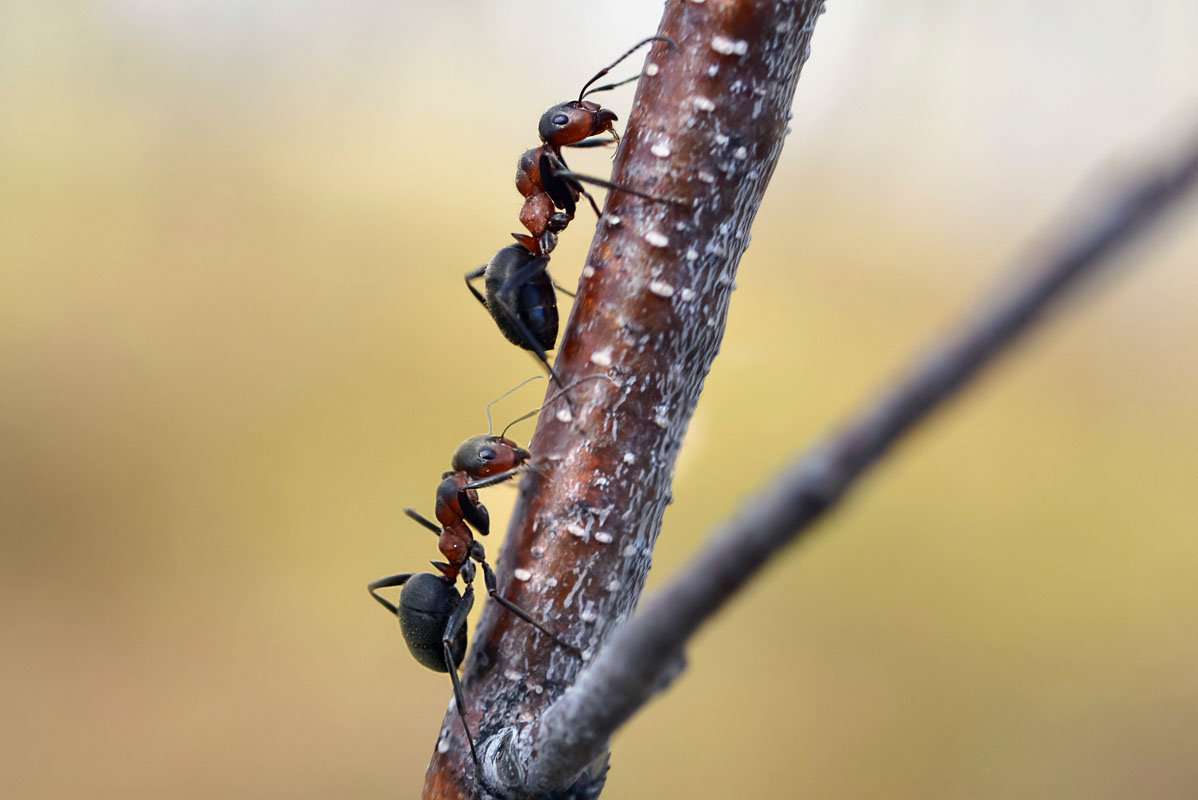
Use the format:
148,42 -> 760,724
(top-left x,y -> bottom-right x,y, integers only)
516,128 -> 1198,796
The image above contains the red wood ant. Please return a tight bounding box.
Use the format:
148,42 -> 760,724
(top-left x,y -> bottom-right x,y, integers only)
465,36 -> 684,387
366,380 -> 581,774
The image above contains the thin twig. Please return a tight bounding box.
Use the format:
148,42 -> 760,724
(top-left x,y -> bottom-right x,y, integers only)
513,128 -> 1198,792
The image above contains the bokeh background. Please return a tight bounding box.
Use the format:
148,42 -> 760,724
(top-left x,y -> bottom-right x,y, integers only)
2,1 -> 1197,797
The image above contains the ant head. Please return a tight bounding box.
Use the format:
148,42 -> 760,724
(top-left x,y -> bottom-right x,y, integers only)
396,573 -> 466,672
451,434 -> 531,478
538,101 -> 617,148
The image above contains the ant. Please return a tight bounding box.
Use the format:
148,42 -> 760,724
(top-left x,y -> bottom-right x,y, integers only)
366,379 -> 585,775
466,36 -> 684,388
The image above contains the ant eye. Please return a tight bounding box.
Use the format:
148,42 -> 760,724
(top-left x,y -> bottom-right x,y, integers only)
479,448 -> 496,461
552,114 -> 568,126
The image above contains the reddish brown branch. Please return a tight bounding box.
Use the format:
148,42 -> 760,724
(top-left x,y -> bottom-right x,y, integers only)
421,1 -> 826,797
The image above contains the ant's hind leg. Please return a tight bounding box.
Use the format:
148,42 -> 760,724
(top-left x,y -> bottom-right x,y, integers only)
465,265 -> 488,308
441,587 -> 481,775
403,508 -> 441,536
366,573 -> 414,614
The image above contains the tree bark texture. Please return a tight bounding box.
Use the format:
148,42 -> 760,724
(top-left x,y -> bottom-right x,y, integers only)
421,1 -> 826,797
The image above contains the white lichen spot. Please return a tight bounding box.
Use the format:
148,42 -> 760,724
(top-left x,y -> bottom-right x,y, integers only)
649,280 -> 675,298
714,133 -> 730,145
594,532 -> 614,544
697,171 -> 716,184
710,36 -> 734,54
622,452 -> 636,464
685,248 -> 699,261
555,407 -> 573,423
582,265 -> 595,278
590,348 -> 613,368
504,669 -> 524,682
680,287 -> 697,301
513,568 -> 532,582
644,230 -> 670,248
711,36 -> 749,55
654,414 -> 670,428
566,524 -> 588,540
645,62 -> 659,76
606,579 -> 622,592
529,683 -> 544,695
733,146 -> 749,160
580,609 -> 598,622
437,738 -> 450,754
545,576 -> 558,588
605,214 -> 622,227
622,544 -> 639,557
707,65 -> 719,76
692,96 -> 716,112
650,141 -> 672,158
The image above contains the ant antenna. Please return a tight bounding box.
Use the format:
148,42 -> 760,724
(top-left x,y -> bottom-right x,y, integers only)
500,408 -> 541,440
486,375 -> 544,436
498,374 -> 616,438
581,73 -> 641,100
577,36 -> 679,102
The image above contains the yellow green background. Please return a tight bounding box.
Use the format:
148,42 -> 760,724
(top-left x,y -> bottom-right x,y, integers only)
2,2 -> 1196,797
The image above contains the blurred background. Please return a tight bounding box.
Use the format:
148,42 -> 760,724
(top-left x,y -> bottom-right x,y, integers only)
2,1 -> 1196,797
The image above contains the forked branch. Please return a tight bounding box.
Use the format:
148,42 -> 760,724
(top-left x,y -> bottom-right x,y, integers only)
422,0 -> 827,797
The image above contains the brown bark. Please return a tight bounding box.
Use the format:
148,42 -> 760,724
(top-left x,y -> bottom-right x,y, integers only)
421,1 -> 826,797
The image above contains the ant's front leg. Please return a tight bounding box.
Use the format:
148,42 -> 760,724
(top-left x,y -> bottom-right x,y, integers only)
461,467 -> 525,493
457,490 -> 490,537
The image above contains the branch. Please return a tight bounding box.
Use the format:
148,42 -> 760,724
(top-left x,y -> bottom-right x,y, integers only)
421,0 -> 826,797
515,129 -> 1198,790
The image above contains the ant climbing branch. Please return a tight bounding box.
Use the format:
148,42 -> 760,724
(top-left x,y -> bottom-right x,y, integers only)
424,4 -> 830,797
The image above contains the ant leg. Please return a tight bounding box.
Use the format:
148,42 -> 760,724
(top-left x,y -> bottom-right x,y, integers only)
461,467 -> 524,493
551,165 -> 690,208
404,508 -> 441,536
465,264 -> 488,308
491,266 -> 574,406
441,586 -> 481,775
577,186 -> 603,217
458,492 -> 490,537
564,134 -> 619,149
553,282 -> 576,298
366,573 -> 414,615
479,561 -> 581,658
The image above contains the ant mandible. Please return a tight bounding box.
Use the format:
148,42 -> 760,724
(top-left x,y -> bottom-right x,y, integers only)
465,36 -> 684,389
366,379 -> 581,774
